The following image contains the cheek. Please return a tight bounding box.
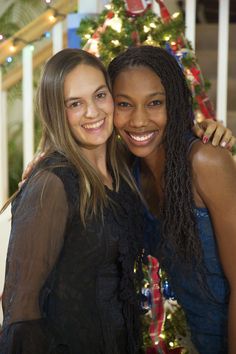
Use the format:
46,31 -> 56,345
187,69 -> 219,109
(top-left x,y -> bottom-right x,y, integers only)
102,95 -> 114,116
114,110 -> 127,130
65,111 -> 74,127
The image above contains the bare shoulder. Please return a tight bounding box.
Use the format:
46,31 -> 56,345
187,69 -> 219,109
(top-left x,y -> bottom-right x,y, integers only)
189,140 -> 235,172
189,140 -> 236,207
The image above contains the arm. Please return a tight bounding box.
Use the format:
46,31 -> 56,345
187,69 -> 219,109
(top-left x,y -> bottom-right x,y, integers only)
191,143 -> 236,353
192,119 -> 236,149
0,171 -> 68,352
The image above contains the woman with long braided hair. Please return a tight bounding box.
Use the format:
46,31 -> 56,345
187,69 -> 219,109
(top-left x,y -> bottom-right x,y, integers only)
108,45 -> 236,354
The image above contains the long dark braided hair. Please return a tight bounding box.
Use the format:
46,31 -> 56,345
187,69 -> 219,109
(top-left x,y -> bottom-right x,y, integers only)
108,45 -> 203,269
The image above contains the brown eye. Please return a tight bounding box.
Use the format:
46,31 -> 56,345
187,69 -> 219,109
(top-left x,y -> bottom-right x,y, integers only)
116,102 -> 131,108
148,100 -> 162,106
96,92 -> 107,99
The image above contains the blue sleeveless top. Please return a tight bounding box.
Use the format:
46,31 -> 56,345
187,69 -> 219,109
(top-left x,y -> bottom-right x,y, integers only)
133,159 -> 229,354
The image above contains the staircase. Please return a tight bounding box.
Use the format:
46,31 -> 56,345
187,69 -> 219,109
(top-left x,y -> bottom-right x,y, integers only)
196,23 -> 236,134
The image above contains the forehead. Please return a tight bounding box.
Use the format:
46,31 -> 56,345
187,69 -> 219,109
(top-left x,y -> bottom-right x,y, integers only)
64,64 -> 106,94
112,66 -> 164,95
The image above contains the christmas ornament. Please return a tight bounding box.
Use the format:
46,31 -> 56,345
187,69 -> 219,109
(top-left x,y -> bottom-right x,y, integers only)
155,0 -> 171,22
125,0 -> 151,16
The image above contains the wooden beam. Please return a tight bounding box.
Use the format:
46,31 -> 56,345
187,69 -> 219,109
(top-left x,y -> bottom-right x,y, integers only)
0,0 -> 77,65
2,33 -> 68,90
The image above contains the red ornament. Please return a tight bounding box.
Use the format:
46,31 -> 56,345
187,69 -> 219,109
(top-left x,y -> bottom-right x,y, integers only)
125,0 -> 150,16
106,11 -> 114,19
190,66 -> 201,84
155,0 -> 171,22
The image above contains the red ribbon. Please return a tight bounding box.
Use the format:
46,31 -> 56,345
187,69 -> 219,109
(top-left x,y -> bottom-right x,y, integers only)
147,255 -> 166,351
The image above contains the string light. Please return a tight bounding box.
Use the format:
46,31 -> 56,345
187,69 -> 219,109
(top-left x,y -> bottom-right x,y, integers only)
105,4 -> 112,10
143,25 -> 150,33
9,45 -> 16,53
6,56 -> 13,63
44,31 -> 51,38
111,39 -> 120,46
150,22 -> 156,28
164,34 -> 171,41
48,14 -> 56,22
172,12 -> 180,19
0,34 -> 4,41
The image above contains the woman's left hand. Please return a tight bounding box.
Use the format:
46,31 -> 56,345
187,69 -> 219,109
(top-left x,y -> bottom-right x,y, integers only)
192,119 -> 236,150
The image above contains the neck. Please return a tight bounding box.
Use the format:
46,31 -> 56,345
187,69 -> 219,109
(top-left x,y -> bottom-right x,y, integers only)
142,145 -> 166,178
81,145 -> 112,188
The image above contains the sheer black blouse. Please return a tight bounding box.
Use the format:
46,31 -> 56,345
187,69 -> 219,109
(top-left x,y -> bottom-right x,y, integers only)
0,153 -> 145,354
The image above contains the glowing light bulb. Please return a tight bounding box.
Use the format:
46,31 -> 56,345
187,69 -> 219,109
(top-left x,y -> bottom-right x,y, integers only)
44,31 -> 51,38
111,39 -> 120,46
6,56 -> 13,63
9,45 -> 16,52
49,14 -> 56,22
150,22 -> 156,28
164,34 -> 171,41
172,12 -> 180,19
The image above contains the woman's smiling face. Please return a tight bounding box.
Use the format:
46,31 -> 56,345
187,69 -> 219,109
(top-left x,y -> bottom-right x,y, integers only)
112,65 -> 167,159
64,64 -> 114,150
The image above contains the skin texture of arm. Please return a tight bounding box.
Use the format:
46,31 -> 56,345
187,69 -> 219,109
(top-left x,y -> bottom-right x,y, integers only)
190,141 -> 236,353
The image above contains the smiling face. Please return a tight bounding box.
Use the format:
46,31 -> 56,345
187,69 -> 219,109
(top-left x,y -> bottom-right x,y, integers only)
64,64 -> 114,150
113,66 -> 167,159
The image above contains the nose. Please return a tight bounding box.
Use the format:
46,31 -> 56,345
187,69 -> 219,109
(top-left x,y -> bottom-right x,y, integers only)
85,100 -> 99,118
129,106 -> 148,128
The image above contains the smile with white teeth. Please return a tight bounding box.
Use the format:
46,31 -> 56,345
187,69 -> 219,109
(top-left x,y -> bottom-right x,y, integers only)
128,132 -> 155,142
83,119 -> 104,129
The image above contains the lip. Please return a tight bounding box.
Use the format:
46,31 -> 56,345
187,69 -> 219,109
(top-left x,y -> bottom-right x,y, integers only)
124,130 -> 158,146
82,118 -> 105,132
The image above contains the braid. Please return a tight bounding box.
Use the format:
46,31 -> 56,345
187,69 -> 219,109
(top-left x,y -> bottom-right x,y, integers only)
108,46 -> 203,268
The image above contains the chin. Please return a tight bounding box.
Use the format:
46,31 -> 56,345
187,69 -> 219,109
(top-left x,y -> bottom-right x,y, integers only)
126,145 -> 152,158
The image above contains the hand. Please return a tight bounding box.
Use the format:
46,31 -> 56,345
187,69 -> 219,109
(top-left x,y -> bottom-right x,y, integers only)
192,119 -> 236,150
18,152 -> 46,189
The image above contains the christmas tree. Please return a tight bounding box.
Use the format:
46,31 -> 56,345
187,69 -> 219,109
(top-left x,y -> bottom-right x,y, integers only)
78,0 -> 216,123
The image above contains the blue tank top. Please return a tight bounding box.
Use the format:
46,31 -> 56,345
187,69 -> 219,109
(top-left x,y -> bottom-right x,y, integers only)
133,158 -> 229,354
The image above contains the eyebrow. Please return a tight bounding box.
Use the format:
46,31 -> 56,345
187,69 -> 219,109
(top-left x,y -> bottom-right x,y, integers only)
114,91 -> 165,99
64,85 -> 108,103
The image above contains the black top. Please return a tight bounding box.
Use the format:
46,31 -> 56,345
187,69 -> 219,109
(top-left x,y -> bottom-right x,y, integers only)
0,153 -> 145,354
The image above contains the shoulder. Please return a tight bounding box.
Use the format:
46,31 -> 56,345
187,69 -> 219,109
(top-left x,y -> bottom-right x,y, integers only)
189,140 -> 235,173
189,140 -> 236,202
